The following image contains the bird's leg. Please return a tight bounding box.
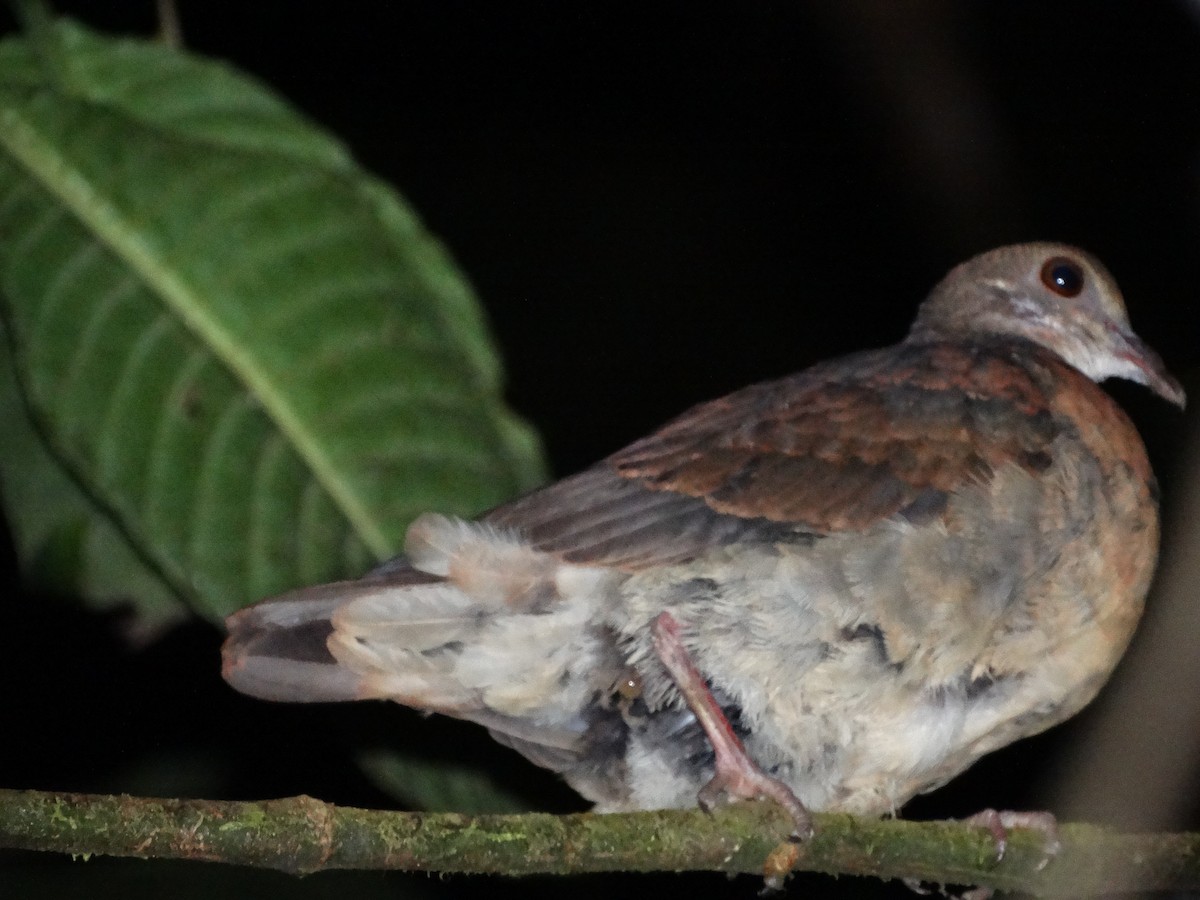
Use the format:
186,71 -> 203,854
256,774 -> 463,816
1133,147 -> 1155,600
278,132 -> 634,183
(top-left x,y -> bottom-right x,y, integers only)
651,611 -> 814,839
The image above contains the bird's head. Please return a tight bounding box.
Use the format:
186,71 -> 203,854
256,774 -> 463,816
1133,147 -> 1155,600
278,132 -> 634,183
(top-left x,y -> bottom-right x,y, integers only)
911,242 -> 1185,408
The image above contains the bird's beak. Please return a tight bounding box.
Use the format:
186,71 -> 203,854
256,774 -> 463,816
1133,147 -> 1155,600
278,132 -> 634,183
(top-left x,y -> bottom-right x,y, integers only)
1112,326 -> 1187,409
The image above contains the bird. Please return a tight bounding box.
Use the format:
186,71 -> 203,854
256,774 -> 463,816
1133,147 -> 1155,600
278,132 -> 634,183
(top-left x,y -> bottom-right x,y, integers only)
222,243 -> 1184,836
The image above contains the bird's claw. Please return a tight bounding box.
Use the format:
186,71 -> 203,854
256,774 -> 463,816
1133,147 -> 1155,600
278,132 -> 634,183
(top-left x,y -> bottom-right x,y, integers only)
962,808 -> 1061,866
698,762 -> 815,840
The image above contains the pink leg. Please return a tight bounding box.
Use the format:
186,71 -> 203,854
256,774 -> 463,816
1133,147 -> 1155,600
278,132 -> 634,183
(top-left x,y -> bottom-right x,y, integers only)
651,611 -> 814,838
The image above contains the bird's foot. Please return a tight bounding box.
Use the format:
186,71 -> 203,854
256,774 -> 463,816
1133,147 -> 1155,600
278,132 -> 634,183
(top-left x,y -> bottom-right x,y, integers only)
961,808 -> 1061,867
651,610 -> 814,840
698,760 -> 814,839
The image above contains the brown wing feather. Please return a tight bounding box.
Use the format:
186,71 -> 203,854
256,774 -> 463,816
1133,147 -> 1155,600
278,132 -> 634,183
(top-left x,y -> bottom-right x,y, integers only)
486,340 -> 1066,568
484,466 -> 798,570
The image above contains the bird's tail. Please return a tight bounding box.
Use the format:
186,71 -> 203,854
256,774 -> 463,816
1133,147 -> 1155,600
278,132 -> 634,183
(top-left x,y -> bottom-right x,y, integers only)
220,514 -> 627,773
221,568 -> 448,704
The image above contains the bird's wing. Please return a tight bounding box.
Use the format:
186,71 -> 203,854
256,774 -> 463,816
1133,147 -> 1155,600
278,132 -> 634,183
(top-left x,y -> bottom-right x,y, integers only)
486,341 -> 1064,570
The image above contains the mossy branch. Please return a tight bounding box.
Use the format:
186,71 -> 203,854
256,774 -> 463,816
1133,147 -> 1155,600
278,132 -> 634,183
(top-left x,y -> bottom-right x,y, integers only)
1,788 -> 1198,894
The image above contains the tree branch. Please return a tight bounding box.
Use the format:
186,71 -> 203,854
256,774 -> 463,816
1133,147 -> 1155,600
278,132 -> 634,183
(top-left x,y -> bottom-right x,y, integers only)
1,788 -> 1198,894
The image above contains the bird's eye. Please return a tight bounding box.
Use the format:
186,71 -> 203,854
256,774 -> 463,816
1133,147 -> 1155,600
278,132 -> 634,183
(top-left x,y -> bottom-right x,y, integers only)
1039,257 -> 1085,298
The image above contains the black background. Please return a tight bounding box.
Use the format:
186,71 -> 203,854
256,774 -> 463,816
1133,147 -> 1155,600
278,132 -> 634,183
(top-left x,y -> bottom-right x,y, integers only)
1,3 -> 1199,898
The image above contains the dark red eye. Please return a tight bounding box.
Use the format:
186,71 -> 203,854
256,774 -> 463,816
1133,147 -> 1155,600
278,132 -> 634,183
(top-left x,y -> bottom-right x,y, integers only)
1039,256 -> 1085,297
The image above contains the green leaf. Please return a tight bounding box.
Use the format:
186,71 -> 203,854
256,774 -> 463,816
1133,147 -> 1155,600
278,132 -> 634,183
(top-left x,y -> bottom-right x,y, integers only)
0,326 -> 186,633
0,18 -> 545,622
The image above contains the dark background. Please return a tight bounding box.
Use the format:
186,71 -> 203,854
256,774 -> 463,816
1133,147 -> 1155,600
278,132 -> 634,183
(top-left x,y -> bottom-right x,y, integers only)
2,3 -> 1200,897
